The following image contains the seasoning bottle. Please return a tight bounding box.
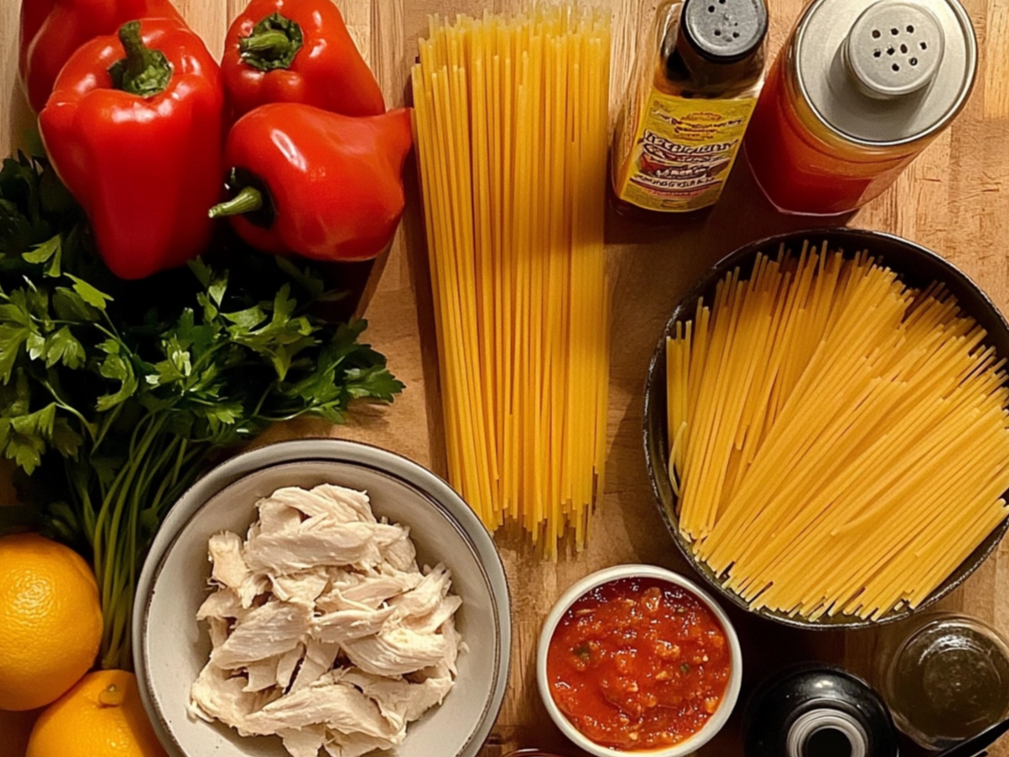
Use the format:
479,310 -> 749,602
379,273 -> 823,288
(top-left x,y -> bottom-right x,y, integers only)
611,0 -> 767,216
881,614 -> 1009,750
743,665 -> 899,757
745,0 -> 977,216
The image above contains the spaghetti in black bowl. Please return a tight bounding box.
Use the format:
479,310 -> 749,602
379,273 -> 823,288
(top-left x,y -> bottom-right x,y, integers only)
643,228 -> 1009,630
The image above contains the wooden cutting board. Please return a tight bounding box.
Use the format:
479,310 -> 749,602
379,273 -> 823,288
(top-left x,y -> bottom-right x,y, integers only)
3,0 -> 1009,755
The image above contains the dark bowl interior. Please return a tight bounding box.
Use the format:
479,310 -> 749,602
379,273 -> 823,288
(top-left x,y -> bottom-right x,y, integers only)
643,228 -> 1009,630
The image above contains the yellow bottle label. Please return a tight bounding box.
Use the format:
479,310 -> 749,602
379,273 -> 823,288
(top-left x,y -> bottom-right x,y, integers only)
615,91 -> 757,212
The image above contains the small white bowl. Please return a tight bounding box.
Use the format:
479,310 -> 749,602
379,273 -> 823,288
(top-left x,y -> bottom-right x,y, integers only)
133,439 -> 511,757
537,564 -> 743,757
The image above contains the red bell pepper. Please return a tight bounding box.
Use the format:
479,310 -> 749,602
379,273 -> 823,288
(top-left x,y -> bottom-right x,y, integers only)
18,0 -> 55,89
19,0 -> 185,113
39,20 -> 224,280
208,103 -> 412,262
222,0 -> 385,119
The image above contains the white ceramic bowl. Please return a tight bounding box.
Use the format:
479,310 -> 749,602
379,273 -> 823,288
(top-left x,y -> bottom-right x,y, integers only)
536,564 -> 743,757
133,439 -> 511,757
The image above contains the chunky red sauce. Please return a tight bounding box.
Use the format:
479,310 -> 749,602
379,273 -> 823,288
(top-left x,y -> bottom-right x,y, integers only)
547,578 -> 732,751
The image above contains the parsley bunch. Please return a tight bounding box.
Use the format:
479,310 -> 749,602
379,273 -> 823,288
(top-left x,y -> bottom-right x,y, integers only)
0,153 -> 404,669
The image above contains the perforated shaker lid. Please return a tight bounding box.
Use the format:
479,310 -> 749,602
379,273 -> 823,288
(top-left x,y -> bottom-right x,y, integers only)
795,0 -> 977,145
682,0 -> 768,64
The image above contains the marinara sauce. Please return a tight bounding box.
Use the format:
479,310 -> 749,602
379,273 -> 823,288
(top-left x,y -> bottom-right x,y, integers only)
546,578 -> 731,750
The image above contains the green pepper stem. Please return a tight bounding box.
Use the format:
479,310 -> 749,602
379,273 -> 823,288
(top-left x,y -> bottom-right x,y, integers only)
240,30 -> 295,57
208,187 -> 264,219
107,21 -> 172,98
239,12 -> 304,72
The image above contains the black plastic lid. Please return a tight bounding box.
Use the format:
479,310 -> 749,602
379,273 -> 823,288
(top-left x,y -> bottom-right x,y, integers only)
742,665 -> 899,757
681,0 -> 768,63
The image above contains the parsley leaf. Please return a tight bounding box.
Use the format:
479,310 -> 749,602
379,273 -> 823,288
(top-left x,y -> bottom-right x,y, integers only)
44,326 -> 84,369
0,324 -> 29,383
23,235 -> 61,277
66,274 -> 112,310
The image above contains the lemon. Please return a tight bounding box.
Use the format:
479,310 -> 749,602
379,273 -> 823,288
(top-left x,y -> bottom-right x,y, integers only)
27,670 -> 167,757
0,533 -> 103,711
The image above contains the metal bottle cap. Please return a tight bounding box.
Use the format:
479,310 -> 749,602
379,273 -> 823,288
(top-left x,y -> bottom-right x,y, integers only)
844,2 -> 945,98
795,0 -> 976,145
682,0 -> 768,63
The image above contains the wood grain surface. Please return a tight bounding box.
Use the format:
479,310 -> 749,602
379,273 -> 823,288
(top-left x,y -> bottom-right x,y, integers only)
3,0 -> 1009,755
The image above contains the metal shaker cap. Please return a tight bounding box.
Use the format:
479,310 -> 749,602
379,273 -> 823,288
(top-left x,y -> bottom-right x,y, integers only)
682,0 -> 768,63
795,0 -> 976,145
845,2 -> 945,98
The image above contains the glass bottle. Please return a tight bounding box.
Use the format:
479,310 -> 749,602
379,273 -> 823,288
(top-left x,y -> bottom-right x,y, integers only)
881,613 -> 1009,750
611,0 -> 767,218
745,0 -> 977,216
743,665 -> 899,757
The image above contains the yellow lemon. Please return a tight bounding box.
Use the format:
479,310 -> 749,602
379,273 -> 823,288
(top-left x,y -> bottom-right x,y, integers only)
0,533 -> 102,710
27,670 -> 167,757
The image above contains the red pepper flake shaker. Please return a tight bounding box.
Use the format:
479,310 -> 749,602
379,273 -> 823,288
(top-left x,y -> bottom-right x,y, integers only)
744,0 -> 976,216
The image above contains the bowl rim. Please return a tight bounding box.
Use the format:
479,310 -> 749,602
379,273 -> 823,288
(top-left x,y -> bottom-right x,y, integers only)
642,227 -> 1009,631
132,438 -> 512,757
535,564 -> 743,757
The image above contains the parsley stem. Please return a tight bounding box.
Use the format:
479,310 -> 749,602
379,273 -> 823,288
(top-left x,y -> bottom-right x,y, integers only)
95,415 -> 149,612
67,460 -> 98,542
96,412 -> 167,669
102,589 -> 132,670
251,381 -> 282,419
170,437 -> 188,490
127,454 -> 152,650
42,381 -> 96,443
91,423 -> 204,670
93,403 -> 123,452
149,456 -> 178,514
135,434 -> 177,500
258,411 -> 316,422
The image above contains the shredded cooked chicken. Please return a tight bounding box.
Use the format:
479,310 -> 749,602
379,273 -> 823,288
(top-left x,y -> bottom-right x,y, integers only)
188,484 -> 464,757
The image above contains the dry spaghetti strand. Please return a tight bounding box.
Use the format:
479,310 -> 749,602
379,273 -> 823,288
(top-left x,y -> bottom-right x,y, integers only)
413,10 -> 611,557
667,250 -> 1009,619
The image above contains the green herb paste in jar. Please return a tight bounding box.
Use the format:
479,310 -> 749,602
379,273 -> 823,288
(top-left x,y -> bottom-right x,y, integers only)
886,615 -> 1009,749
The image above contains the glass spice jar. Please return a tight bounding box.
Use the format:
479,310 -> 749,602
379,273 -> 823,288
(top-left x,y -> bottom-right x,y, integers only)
880,613 -> 1009,750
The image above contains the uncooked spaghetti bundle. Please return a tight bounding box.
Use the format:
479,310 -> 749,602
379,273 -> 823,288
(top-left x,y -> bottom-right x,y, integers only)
667,243 -> 1009,620
412,9 -> 612,556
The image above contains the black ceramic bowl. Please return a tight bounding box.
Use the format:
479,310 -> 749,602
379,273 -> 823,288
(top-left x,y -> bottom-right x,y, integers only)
643,228 -> 1009,630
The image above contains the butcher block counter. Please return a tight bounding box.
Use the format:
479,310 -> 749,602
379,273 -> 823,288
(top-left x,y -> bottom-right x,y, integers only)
2,0 -> 1009,755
